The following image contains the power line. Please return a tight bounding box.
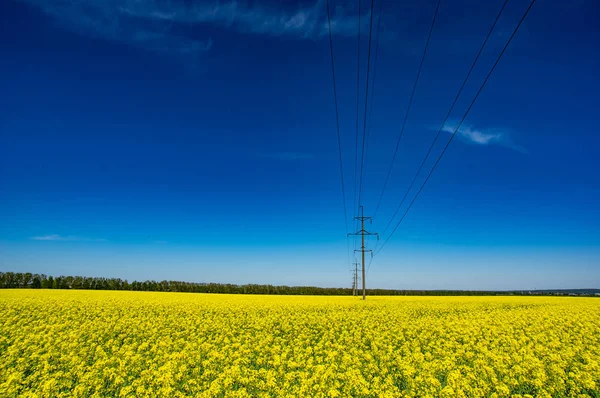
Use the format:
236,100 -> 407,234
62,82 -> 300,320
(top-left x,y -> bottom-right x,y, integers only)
353,0 -> 362,218
375,0 -> 537,256
362,0 -> 385,189
380,0 -> 510,238
372,0 -> 441,220
325,0 -> 350,243
366,237 -> 379,275
357,0 -> 376,209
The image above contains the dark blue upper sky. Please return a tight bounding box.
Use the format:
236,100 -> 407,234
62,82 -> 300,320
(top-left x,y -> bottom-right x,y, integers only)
1,0 -> 599,289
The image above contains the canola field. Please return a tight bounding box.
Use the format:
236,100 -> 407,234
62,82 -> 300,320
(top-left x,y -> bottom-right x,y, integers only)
1,290 -> 599,398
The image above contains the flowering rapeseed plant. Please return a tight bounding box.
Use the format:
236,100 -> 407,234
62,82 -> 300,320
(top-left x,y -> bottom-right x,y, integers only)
0,290 -> 598,397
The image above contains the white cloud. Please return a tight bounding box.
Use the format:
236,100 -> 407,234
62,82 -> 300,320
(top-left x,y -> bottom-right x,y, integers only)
31,234 -> 106,242
442,124 -> 526,153
18,0 -> 213,55
31,234 -> 65,241
18,0 -> 368,56
443,125 -> 502,145
119,0 -> 367,38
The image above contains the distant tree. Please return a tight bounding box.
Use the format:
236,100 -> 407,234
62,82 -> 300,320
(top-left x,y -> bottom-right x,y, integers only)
82,277 -> 91,290
64,276 -> 74,289
22,272 -> 33,288
159,280 -> 169,292
12,273 -> 24,288
32,275 -> 42,289
72,276 -> 83,289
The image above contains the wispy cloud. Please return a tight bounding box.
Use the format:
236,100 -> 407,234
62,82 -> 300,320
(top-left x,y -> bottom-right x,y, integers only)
18,0 -> 367,56
31,234 -> 107,242
262,152 -> 314,161
442,124 -> 526,153
18,0 -> 213,55
117,0 -> 368,38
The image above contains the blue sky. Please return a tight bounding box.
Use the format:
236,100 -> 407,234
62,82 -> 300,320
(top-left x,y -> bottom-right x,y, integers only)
1,0 -> 598,290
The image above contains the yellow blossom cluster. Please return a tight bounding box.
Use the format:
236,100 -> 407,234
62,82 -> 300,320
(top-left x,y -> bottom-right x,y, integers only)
0,290 -> 598,397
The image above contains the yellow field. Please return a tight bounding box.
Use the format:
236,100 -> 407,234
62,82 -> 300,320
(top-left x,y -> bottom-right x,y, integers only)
0,290 -> 598,397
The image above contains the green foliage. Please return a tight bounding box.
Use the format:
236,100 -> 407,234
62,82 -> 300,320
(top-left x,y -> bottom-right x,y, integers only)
0,272 -> 598,296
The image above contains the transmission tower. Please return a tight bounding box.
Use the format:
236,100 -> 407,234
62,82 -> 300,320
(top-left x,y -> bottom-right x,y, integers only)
348,206 -> 379,300
352,262 -> 360,296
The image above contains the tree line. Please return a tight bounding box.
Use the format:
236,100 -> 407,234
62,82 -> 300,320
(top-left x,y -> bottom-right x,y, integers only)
0,271 -> 356,295
1,272 -> 596,296
0,271 -> 487,295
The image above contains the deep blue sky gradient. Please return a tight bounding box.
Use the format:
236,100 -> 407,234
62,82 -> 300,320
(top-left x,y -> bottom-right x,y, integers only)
1,0 -> 599,289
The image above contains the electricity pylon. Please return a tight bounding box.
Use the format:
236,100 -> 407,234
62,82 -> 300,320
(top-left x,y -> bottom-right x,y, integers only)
352,262 -> 360,296
348,206 -> 378,300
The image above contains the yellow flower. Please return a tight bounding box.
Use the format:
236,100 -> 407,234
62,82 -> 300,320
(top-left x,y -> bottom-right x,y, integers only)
0,290 -> 598,397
